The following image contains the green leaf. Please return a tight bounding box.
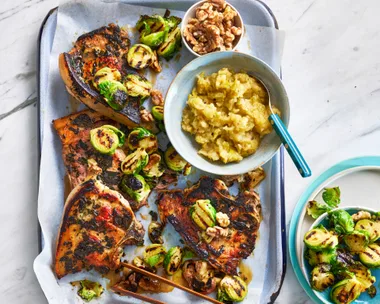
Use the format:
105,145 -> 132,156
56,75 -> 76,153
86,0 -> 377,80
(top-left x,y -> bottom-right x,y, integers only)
329,209 -> 354,234
322,187 -> 341,207
307,200 -> 332,219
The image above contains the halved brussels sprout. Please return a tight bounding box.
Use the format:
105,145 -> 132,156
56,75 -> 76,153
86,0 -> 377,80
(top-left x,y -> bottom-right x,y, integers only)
329,209 -> 355,234
152,106 -> 164,121
347,262 -> 376,289
150,50 -> 162,73
120,174 -> 150,203
359,243 -> 380,268
189,199 -> 216,231
163,246 -> 183,275
183,163 -> 192,176
355,219 -> 380,243
330,278 -> 364,304
141,29 -> 168,48
305,248 -> 337,267
344,230 -> 369,253
310,264 -> 335,292
124,74 -> 152,100
127,44 -> 154,69
143,244 -> 166,267
304,225 -> 339,251
92,67 -> 121,89
322,187 -> 341,208
368,285 -> 377,298
121,148 -> 149,175
90,125 -> 125,154
165,16 -> 181,30
77,280 -> 103,302
217,275 -> 248,303
142,153 -> 165,178
128,127 -> 158,154
136,15 -> 167,33
157,27 -> 181,60
97,80 -> 128,111
164,146 -> 187,172
307,200 -> 332,219
148,221 -> 164,244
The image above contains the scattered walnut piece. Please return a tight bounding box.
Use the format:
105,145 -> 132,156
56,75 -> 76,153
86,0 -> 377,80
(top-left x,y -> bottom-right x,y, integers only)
140,109 -> 154,122
151,89 -> 164,106
206,226 -> 229,239
216,212 -> 230,227
220,167 -> 265,189
184,0 -> 242,54
352,211 -> 372,222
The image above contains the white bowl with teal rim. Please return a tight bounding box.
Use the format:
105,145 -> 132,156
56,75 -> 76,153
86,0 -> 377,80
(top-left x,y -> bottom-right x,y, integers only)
301,206 -> 378,304
289,156 -> 380,304
164,51 -> 289,176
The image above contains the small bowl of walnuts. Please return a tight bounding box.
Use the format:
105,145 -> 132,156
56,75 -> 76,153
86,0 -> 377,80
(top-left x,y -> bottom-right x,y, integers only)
181,0 -> 244,56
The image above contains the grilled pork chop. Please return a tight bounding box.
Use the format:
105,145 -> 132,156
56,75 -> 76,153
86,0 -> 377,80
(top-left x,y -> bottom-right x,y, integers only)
53,110 -> 126,189
157,177 -> 262,275
59,23 -> 142,128
55,178 -> 145,279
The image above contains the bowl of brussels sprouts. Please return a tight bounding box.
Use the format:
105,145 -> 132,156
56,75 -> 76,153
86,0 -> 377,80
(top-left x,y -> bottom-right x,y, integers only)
302,206 -> 380,304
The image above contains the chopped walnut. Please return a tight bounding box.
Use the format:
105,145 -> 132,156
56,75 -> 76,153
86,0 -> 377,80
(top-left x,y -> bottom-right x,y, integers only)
216,212 -> 230,227
151,89 -> 164,106
206,226 -> 229,239
140,109 -> 154,122
220,167 -> 265,190
184,0 -> 242,54
352,211 -> 372,222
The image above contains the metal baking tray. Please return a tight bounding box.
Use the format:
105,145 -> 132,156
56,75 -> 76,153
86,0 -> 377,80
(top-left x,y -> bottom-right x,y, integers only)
37,1 -> 286,302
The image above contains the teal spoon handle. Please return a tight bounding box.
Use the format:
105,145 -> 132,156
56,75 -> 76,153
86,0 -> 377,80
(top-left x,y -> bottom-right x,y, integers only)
269,113 -> 312,177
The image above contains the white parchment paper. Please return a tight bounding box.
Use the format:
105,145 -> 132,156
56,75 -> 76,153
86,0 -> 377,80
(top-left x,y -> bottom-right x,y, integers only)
33,1 -> 285,303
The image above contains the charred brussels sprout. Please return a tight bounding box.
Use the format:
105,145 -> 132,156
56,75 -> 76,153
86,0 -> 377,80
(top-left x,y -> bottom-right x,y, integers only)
183,162 -> 192,176
164,146 -> 187,172
355,219 -> 380,243
305,248 -> 337,267
77,280 -> 103,302
189,199 -> 216,230
163,246 -> 183,275
165,16 -> 181,30
152,106 -> 164,121
307,200 -> 332,219
124,74 -> 152,101
143,244 -> 166,267
368,285 -> 377,298
120,174 -> 150,202
347,262 -> 376,289
128,127 -> 158,154
121,148 -> 149,175
330,278 -> 364,304
329,209 -> 355,234
148,221 -> 164,244
142,153 -> 165,178
310,264 -> 335,291
90,125 -> 125,154
157,27 -> 181,60
304,225 -> 338,251
136,15 -> 167,34
322,187 -> 341,208
127,44 -> 154,69
344,230 -> 369,253
92,67 -> 121,89
217,275 -> 248,302
359,243 -> 380,268
98,80 -> 128,111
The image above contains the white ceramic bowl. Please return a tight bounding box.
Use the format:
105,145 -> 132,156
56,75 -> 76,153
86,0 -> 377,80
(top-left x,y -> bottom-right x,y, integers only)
164,51 -> 290,176
181,0 -> 244,57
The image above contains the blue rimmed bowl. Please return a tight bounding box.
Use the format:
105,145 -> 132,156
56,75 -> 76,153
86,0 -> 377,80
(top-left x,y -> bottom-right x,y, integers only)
164,51 -> 290,175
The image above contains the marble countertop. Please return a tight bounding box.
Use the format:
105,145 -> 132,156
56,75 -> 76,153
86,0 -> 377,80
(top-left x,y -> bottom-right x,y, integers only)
1,0 -> 379,303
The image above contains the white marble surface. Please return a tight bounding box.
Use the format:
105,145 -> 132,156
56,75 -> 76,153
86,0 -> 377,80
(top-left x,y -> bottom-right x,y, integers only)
1,0 -> 380,303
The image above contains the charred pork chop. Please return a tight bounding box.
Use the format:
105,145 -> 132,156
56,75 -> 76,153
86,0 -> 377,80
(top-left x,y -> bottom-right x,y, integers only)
157,176 -> 261,275
59,23 -> 142,128
55,178 -> 145,279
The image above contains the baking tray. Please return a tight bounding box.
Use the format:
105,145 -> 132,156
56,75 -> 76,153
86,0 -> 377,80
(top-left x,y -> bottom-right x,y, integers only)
36,1 -> 286,303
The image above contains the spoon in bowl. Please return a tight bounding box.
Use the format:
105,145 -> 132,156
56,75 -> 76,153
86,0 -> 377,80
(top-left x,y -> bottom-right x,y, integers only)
260,80 -> 312,178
